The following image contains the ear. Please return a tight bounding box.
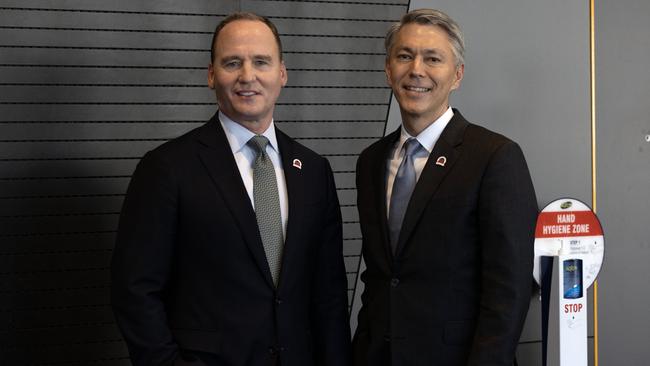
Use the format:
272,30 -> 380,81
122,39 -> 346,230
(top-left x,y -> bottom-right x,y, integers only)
384,58 -> 392,86
207,63 -> 215,89
451,63 -> 464,91
280,61 -> 288,87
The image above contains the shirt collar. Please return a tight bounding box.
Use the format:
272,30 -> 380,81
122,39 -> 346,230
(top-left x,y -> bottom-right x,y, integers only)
218,111 -> 280,154
398,107 -> 454,154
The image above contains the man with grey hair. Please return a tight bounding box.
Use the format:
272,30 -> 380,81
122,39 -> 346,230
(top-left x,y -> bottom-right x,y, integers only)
352,8 -> 537,366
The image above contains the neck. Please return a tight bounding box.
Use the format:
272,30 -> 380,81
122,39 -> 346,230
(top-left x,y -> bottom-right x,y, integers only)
401,106 -> 449,136
221,111 -> 273,135
239,119 -> 272,135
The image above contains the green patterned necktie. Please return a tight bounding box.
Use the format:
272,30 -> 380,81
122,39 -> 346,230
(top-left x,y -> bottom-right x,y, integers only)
248,135 -> 284,286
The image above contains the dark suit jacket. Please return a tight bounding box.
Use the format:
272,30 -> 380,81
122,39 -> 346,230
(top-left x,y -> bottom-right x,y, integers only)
111,113 -> 351,366
352,110 -> 537,366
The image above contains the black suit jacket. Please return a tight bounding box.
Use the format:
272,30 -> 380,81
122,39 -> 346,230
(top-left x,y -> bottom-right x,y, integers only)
111,113 -> 351,366
352,110 -> 537,366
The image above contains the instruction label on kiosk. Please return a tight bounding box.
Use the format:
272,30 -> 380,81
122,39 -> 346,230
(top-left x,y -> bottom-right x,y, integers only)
533,198 -> 604,366
533,199 -> 604,289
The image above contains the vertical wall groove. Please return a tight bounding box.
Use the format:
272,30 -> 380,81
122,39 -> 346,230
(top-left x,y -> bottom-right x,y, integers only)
589,0 -> 599,364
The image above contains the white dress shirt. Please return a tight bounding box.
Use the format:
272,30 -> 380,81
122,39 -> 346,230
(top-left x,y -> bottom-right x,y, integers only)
219,112 -> 289,239
386,107 -> 454,216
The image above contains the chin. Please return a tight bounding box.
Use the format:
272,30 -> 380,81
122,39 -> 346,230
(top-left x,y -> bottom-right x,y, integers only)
233,109 -> 262,118
401,105 -> 428,116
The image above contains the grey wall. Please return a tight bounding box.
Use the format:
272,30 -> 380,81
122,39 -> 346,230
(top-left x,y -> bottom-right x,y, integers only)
596,0 -> 650,364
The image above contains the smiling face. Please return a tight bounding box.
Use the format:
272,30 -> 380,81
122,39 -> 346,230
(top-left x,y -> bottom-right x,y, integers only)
208,19 -> 287,133
385,23 -> 464,134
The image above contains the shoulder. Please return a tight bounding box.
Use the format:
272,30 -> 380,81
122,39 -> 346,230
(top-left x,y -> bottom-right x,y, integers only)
128,122 -> 216,181
462,119 -> 521,157
146,121 -> 212,161
358,129 -> 399,166
457,120 -> 532,183
444,110 -> 528,170
466,122 -> 512,145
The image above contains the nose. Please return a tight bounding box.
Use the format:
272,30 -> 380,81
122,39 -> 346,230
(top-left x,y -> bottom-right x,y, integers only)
239,61 -> 255,83
409,56 -> 424,78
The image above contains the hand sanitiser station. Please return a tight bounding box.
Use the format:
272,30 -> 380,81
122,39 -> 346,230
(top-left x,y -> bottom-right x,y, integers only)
532,198 -> 604,366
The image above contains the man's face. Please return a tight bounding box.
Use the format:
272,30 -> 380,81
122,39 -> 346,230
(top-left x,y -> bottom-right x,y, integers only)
208,20 -> 287,130
385,23 -> 464,125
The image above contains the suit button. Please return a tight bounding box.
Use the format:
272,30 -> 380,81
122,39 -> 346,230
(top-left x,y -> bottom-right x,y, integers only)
275,297 -> 283,305
268,347 -> 277,355
391,278 -> 400,287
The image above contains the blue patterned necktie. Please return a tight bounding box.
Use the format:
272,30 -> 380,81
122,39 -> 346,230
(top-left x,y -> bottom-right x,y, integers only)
248,135 -> 284,286
388,138 -> 423,254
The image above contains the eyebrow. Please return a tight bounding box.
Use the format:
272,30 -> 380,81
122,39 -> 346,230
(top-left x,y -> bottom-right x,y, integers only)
219,55 -> 240,63
396,46 -> 444,55
219,54 -> 274,62
253,55 -> 274,62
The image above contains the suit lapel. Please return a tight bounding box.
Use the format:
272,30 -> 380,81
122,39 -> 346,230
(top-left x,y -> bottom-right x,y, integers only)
375,129 -> 401,266
395,111 -> 469,256
274,128 -> 303,288
195,114 -> 275,288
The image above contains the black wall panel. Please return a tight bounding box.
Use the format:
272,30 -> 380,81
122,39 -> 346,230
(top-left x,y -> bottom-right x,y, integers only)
0,0 -> 407,364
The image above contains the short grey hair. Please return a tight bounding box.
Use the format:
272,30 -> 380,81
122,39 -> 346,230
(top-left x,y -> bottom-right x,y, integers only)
385,8 -> 465,67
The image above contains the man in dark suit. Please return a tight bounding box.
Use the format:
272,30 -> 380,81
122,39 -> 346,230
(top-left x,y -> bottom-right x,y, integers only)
352,9 -> 538,366
111,12 -> 350,366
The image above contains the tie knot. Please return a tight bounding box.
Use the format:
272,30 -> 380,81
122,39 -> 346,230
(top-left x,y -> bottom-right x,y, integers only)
248,135 -> 270,155
403,138 -> 422,157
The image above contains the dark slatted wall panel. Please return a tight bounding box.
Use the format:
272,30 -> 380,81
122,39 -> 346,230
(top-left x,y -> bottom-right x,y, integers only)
0,0 -> 407,364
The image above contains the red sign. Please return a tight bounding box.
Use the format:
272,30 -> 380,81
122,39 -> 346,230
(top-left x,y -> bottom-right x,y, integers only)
535,211 -> 603,238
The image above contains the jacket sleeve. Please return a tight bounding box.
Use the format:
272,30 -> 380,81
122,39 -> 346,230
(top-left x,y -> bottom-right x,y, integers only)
351,152 -> 371,365
467,141 -> 538,366
111,151 -> 189,366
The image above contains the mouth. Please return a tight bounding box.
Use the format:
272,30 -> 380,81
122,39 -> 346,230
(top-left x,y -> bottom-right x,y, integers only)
235,90 -> 260,97
403,85 -> 432,93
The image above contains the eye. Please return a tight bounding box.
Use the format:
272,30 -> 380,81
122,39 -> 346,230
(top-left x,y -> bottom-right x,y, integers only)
427,57 -> 441,63
222,60 -> 241,69
254,59 -> 270,67
396,53 -> 412,61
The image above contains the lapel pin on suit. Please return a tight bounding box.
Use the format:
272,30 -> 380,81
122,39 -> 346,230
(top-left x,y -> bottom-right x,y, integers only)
435,156 -> 447,167
292,158 -> 302,170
